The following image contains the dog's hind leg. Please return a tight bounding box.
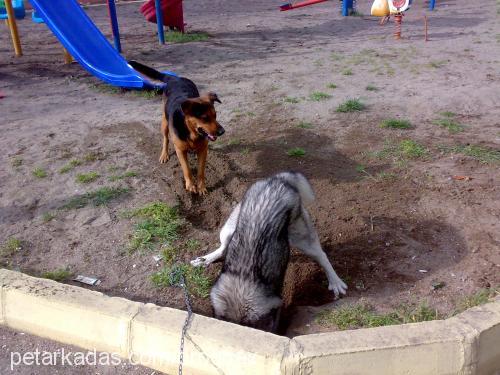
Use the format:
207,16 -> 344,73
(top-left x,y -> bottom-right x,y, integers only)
191,203 -> 241,267
288,206 -> 347,297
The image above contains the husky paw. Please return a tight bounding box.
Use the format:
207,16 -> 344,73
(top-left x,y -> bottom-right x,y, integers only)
190,257 -> 207,267
328,278 -> 348,297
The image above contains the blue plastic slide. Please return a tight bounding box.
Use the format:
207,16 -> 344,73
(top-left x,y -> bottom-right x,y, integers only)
28,0 -> 165,89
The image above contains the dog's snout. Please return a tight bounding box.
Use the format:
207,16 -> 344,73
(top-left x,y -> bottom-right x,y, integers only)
216,125 -> 225,136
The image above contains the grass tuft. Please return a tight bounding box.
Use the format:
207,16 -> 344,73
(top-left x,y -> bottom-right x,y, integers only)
297,121 -> 314,129
62,187 -> 129,209
42,212 -> 56,223
41,268 -> 72,282
455,288 -> 498,314
441,144 -> 500,164
327,83 -> 337,89
109,170 -> 138,181
342,69 -> 353,76
76,172 -> 100,184
151,263 -> 212,298
284,96 -> 300,104
309,92 -> 332,101
398,139 -> 427,159
336,98 -> 365,113
185,239 -> 201,251
125,202 -> 183,252
287,147 -> 306,157
165,31 -> 210,43
1,238 -> 22,257
380,119 -> 412,129
439,111 -> 456,118
59,159 -> 82,174
433,118 -> 464,133
316,302 -> 441,330
366,84 -> 379,91
32,167 -> 48,178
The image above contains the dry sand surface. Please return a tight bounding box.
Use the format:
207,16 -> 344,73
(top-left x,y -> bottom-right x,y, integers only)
1,0 -> 499,341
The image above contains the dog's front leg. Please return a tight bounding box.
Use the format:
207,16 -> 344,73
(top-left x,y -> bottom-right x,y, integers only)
159,113 -> 170,163
196,143 -> 208,195
288,207 -> 347,297
175,148 -> 197,193
191,203 -> 241,267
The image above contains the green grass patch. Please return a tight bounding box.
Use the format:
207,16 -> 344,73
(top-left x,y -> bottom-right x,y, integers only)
59,159 -> 82,174
132,88 -> 162,99
284,96 -> 300,104
455,288 -> 498,314
185,239 -> 201,251
1,238 -> 22,257
380,119 -> 412,129
342,69 -> 353,76
62,187 -> 129,209
125,202 -> 183,252
109,170 -> 138,181
89,84 -> 122,95
164,31 -> 210,43
398,139 -> 427,158
83,152 -> 106,163
336,98 -> 365,113
309,92 -> 332,101
76,172 -> 100,184
433,118 -> 464,133
32,167 -> 48,178
316,302 -> 441,330
151,263 -> 212,298
439,111 -> 456,118
427,60 -> 447,68
41,268 -> 72,282
441,144 -> 500,164
287,147 -> 306,157
366,84 -> 379,91
374,139 -> 427,165
42,212 -> 56,223
327,83 -> 337,89
297,121 -> 314,129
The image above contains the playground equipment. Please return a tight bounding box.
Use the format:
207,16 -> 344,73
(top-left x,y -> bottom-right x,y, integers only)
0,0 -> 25,19
280,0 -> 356,17
371,0 -> 432,40
140,0 -> 184,35
2,0 -> 22,56
3,0 -> 169,89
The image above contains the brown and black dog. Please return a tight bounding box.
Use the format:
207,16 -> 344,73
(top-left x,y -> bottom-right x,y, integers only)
129,61 -> 224,195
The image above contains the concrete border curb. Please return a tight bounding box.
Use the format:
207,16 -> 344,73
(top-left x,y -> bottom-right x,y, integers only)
1,269 -> 499,374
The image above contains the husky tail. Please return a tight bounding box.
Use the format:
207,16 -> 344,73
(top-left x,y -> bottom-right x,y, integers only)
277,171 -> 315,205
128,60 -> 175,83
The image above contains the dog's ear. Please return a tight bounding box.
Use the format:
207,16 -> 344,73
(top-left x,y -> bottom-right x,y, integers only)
201,92 -> 221,104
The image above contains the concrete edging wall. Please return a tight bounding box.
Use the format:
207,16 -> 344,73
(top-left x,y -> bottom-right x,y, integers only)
1,269 -> 499,374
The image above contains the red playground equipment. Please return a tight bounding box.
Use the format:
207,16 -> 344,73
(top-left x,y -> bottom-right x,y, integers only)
140,0 -> 184,33
280,0 -> 328,11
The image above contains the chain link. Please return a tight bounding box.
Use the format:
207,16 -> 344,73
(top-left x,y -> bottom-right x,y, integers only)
178,274 -> 193,375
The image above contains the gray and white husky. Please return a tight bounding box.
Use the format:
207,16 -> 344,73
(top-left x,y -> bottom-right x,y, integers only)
191,172 -> 347,331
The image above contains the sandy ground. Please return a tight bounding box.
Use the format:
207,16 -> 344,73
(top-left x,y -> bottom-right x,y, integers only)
1,0 -> 499,344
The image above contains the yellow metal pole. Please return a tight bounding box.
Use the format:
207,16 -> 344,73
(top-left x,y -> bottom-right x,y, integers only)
63,48 -> 72,64
5,0 -> 22,56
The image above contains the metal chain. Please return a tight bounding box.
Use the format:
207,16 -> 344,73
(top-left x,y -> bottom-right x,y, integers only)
178,274 -> 193,375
